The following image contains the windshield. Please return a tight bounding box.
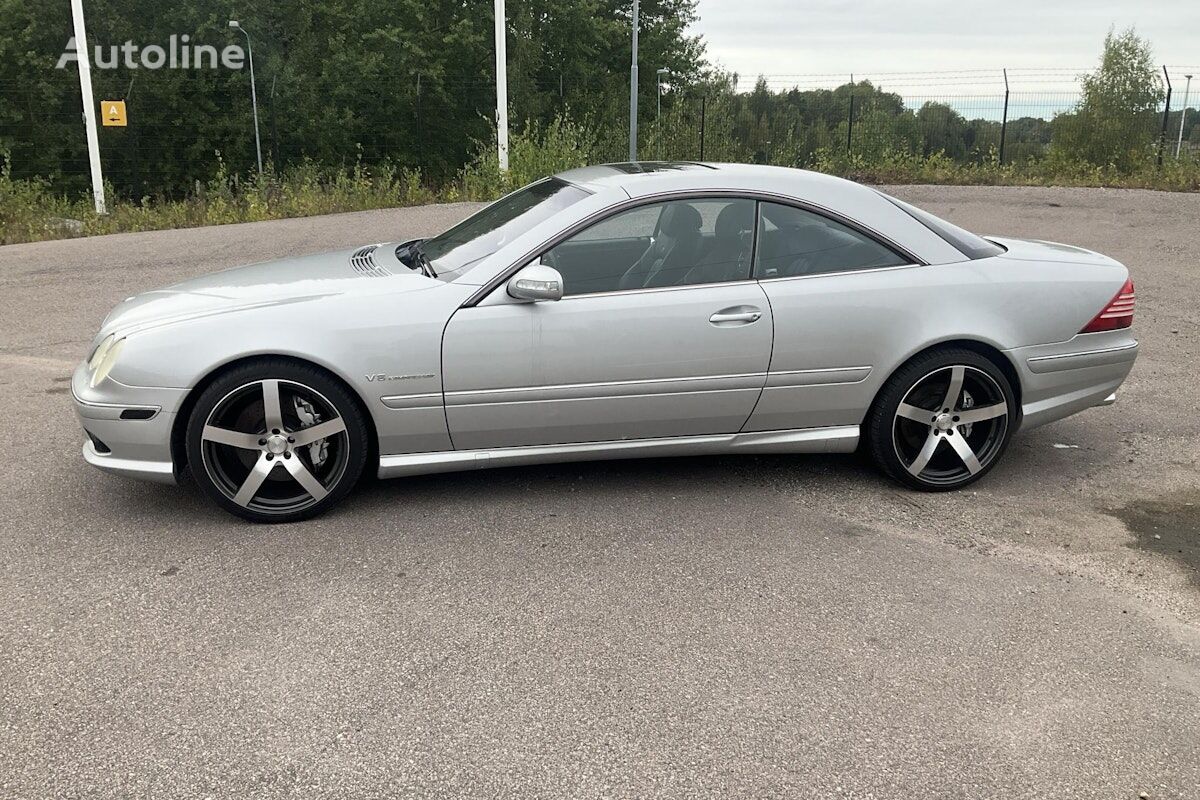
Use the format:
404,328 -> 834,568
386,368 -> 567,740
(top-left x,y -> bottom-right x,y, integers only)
420,178 -> 590,277
878,191 -> 1005,260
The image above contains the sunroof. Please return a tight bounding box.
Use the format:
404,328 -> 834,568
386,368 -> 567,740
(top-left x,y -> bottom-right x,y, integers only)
603,162 -> 716,174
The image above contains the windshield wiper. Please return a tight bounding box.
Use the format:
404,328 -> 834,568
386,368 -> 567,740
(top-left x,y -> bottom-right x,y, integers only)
398,239 -> 437,278
412,241 -> 437,278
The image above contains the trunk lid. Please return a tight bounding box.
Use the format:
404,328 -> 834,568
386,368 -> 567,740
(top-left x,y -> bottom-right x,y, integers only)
988,237 -> 1124,269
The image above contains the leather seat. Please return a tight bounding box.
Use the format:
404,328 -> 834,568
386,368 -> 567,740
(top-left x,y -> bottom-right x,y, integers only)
683,203 -> 755,285
618,203 -> 704,290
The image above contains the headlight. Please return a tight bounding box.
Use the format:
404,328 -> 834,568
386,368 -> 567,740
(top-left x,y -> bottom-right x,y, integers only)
88,334 -> 115,370
90,337 -> 126,388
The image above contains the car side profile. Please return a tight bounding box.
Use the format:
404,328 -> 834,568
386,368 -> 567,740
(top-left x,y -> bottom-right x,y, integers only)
73,163 -> 1138,522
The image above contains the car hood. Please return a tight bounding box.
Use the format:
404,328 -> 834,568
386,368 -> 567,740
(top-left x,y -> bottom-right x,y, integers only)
98,243 -> 440,339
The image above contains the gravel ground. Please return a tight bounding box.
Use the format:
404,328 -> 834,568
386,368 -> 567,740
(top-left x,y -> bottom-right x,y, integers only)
1,185 -> 1199,798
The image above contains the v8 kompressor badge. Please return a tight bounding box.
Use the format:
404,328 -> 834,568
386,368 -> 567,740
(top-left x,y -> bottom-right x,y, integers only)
365,373 -> 435,383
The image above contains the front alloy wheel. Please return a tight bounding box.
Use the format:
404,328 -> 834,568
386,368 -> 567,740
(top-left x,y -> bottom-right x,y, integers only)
186,361 -> 368,522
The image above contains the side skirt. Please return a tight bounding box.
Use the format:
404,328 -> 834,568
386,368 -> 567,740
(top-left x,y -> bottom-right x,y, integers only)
377,425 -> 860,479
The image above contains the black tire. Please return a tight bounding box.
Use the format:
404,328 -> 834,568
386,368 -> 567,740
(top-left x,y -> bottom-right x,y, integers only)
185,359 -> 370,523
866,348 -> 1016,491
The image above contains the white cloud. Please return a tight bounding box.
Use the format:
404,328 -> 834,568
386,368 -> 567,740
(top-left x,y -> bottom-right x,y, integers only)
691,0 -> 1200,90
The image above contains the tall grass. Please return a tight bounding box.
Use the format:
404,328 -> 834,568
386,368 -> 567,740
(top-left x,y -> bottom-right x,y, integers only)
0,151 -> 434,245
809,147 -> 1200,191
3,119 -> 1199,246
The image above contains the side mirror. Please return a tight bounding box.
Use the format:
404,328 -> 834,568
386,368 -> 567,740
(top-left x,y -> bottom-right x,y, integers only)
507,263 -> 564,302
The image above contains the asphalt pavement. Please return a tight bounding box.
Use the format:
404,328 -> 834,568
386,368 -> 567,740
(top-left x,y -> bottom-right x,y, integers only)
1,186 -> 1199,797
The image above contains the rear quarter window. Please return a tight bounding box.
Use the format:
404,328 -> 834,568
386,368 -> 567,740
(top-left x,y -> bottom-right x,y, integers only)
880,193 -> 1005,260
754,202 -> 907,279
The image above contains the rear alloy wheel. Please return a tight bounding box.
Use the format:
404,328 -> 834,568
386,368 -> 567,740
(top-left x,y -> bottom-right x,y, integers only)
186,361 -> 368,522
868,349 -> 1015,491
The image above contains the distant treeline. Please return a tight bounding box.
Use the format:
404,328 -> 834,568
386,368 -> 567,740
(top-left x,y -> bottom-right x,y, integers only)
1,5 -> 1195,200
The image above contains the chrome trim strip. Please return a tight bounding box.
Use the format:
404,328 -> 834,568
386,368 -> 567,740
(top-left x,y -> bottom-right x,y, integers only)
445,371 -> 765,396
1026,341 -> 1138,374
81,441 -> 176,484
450,386 -> 762,408
379,392 -> 443,410
378,425 -> 860,479
756,264 -> 921,283
1027,342 -> 1138,363
445,372 -> 765,405
445,367 -> 873,407
556,279 -> 759,301
765,366 -> 872,388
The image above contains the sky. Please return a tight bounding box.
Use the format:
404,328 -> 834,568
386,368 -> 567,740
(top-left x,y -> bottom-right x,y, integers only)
690,0 -> 1200,98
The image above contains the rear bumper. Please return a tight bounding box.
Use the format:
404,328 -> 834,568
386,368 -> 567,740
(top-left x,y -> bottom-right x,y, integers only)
72,362 -> 181,484
1011,333 -> 1137,430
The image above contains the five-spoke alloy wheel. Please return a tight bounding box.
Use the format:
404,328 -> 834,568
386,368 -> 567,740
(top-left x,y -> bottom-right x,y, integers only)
186,360 -> 368,522
868,349 -> 1016,491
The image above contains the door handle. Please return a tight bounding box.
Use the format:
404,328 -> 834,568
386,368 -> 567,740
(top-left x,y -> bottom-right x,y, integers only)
709,308 -> 763,325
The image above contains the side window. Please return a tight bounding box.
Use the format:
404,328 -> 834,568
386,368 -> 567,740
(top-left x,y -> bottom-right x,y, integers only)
544,198 -> 756,296
754,202 -> 907,279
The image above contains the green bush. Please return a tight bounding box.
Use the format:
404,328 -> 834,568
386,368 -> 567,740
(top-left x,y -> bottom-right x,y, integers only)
3,118 -> 1200,246
458,115 -> 618,199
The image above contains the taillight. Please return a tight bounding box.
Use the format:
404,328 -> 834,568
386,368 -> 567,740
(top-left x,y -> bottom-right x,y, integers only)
1080,278 -> 1135,333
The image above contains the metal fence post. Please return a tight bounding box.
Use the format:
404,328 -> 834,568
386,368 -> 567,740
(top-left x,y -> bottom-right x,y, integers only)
415,72 -> 423,169
269,75 -> 279,167
1158,66 -> 1172,167
699,95 -> 706,160
847,93 -> 855,154
999,68 -> 1010,166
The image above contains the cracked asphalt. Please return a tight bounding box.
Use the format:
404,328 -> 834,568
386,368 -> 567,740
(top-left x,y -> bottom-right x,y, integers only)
1,186 -> 1199,798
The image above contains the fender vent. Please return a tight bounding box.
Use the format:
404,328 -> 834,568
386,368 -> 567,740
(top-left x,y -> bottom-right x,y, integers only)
349,245 -> 392,277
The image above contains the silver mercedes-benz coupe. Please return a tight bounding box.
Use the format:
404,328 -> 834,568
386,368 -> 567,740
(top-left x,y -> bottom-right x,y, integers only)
74,163 -> 1138,522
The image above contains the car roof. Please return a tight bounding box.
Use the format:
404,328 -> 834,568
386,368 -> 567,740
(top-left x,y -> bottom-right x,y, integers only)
554,161 -> 717,190
552,162 -> 967,265
557,162 -> 867,199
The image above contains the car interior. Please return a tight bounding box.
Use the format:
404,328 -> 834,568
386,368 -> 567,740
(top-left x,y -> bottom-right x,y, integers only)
542,198 -> 905,296
755,201 -> 906,278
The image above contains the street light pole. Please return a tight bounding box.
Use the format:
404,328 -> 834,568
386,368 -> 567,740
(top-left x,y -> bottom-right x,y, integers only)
628,0 -> 639,162
656,68 -> 669,160
494,0 -> 509,171
70,0 -> 106,214
1177,74 -> 1193,158
228,21 -> 263,175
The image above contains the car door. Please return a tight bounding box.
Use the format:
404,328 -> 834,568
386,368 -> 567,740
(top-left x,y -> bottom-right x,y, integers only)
744,200 -> 918,432
441,197 -> 773,451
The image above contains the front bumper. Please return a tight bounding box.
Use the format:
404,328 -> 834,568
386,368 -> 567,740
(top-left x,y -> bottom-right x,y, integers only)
72,362 -> 183,484
81,438 -> 176,483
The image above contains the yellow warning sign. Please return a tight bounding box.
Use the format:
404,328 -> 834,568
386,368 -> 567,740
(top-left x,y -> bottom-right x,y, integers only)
101,101 -> 127,127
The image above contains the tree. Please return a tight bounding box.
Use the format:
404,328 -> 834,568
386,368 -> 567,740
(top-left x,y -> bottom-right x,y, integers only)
916,102 -> 969,159
1051,27 -> 1164,171
0,0 -> 708,196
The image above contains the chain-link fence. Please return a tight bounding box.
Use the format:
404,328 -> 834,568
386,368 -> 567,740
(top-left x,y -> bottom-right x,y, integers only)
0,68 -> 504,199
3,66 -> 1199,202
646,68 -> 1200,170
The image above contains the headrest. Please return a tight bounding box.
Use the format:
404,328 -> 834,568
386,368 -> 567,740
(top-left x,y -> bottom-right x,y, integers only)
714,202 -> 754,239
659,203 -> 703,237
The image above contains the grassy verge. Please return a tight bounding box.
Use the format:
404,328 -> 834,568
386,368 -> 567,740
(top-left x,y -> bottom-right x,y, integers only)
810,148 -> 1200,191
0,158 -> 439,246
3,123 -> 1198,246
